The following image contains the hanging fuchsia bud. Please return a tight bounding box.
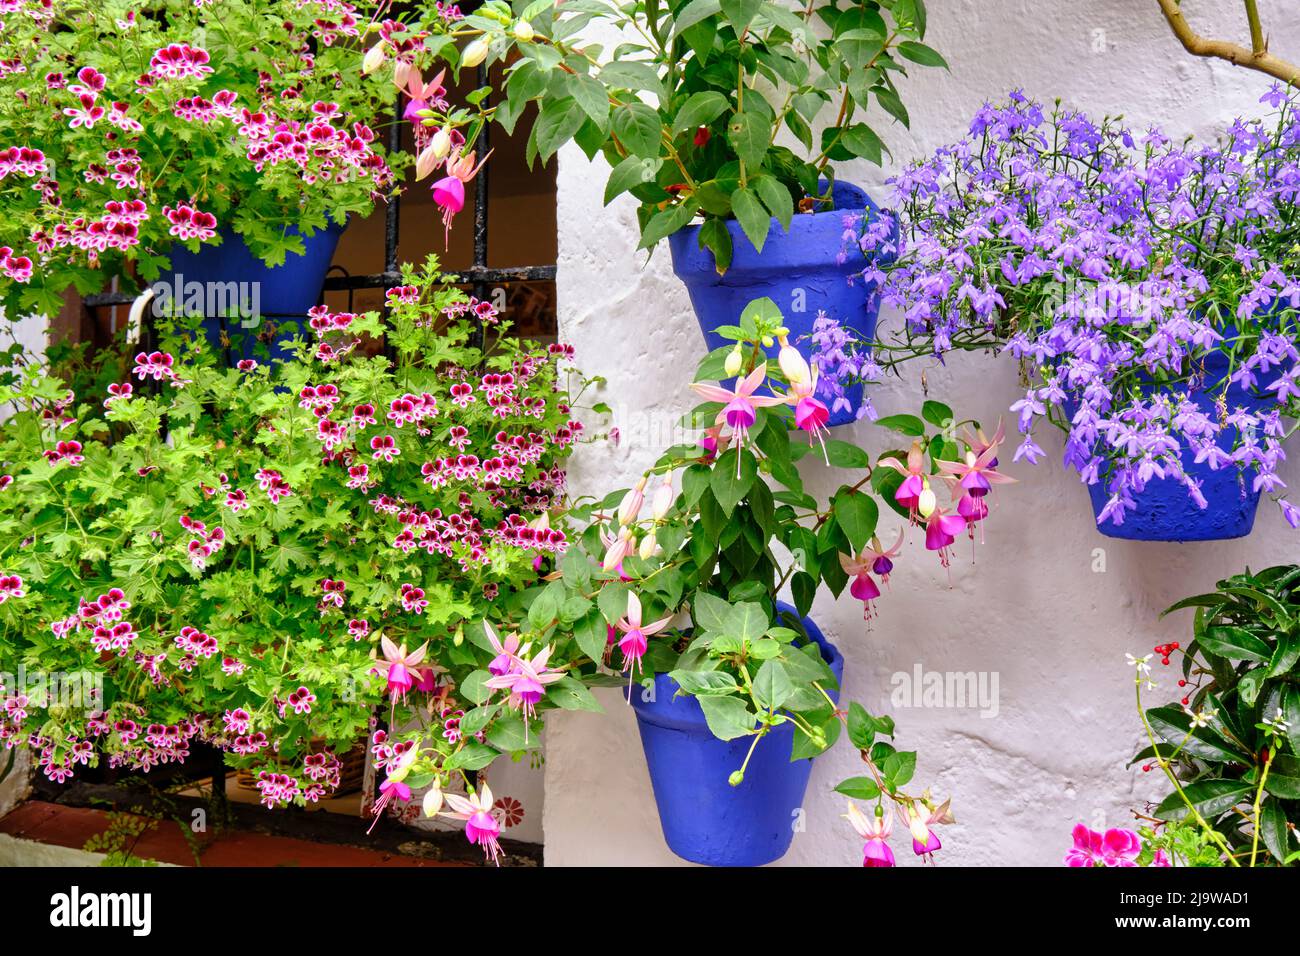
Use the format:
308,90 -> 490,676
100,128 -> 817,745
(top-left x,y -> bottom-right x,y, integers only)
651,475 -> 675,520
618,476 -> 648,525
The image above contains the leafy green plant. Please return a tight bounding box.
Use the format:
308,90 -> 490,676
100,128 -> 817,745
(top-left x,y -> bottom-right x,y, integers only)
0,255 -> 589,807
1131,565 -> 1300,866
0,0 -> 437,318
417,0 -> 945,268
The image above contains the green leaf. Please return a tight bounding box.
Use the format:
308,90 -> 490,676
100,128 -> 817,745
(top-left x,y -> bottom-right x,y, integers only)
752,659 -> 793,709
724,601 -> 769,645
825,439 -> 871,468
1153,779 -> 1252,822
921,400 -> 953,429
670,669 -> 739,695
487,715 -> 535,752
727,111 -> 769,169
460,669 -> 493,705
833,490 -> 878,553
698,218 -> 733,272
597,580 -> 630,624
752,175 -> 794,231
574,609 -> 610,663
896,40 -> 949,68
534,96 -> 587,160
846,702 -> 877,749
740,295 -> 783,329
1260,797 -> 1292,863
730,186 -> 770,252
834,776 -> 881,800
672,0 -> 721,34
838,123 -> 887,164
567,72 -> 610,127
671,90 -> 730,136
883,750 -> 917,788
693,591 -> 733,632
697,694 -> 757,740
874,414 -> 926,437
1198,625 -> 1272,663
791,570 -> 816,618
604,154 -> 661,205
1146,706 -> 1250,762
550,676 -> 604,712
613,102 -> 663,158
720,0 -> 761,33
710,449 -> 758,515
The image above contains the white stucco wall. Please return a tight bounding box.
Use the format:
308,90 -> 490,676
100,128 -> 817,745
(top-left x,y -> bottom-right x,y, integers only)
545,2 -> 1300,866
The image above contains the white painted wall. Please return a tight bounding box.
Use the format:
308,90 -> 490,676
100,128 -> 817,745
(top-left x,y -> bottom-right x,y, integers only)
545,1 -> 1300,865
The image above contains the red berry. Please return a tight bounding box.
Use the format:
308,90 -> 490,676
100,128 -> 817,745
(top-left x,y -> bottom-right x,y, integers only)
1162,657 -> 1170,665
1142,764 -> 1152,772
1181,696 -> 1190,705
1171,642 -> 1179,650
1178,679 -> 1187,687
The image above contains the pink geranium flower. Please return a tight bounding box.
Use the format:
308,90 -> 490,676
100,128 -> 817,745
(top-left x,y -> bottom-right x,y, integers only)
1064,823 -> 1143,867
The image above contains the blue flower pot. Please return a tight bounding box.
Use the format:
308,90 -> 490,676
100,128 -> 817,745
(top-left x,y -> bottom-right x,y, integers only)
628,603 -> 843,866
1072,352 -> 1272,541
668,181 -> 890,426
158,221 -> 345,364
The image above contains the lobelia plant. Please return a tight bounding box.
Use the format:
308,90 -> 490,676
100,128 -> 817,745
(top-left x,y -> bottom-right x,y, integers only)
822,90 -> 1300,530
406,0 -> 946,268
519,296 -> 1018,865
0,0 -> 444,319
0,256 -> 595,823
1125,565 -> 1300,867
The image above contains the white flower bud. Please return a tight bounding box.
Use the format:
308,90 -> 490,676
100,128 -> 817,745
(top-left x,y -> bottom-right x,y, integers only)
362,43 -> 386,75
461,37 -> 490,68
513,20 -> 535,42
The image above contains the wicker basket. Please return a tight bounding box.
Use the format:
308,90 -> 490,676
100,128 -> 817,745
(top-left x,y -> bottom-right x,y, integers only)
235,741 -> 367,797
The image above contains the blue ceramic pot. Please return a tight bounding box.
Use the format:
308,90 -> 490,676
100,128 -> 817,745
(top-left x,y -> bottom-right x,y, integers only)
1072,351 -> 1271,541
158,221 -> 345,364
628,602 -> 843,866
668,181 -> 890,426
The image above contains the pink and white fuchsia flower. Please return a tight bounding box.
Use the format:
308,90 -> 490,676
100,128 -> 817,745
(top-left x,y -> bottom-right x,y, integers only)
377,635 -> 428,703
776,334 -> 832,459
838,529 -> 904,620
481,622 -> 564,736
844,801 -> 894,868
614,591 -> 672,681
440,781 -> 503,865
689,363 -> 784,472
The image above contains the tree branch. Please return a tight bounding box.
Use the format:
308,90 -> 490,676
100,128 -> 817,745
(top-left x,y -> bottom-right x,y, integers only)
1155,0 -> 1300,87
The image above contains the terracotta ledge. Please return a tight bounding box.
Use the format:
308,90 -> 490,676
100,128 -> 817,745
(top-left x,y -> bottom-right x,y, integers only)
0,800 -> 470,868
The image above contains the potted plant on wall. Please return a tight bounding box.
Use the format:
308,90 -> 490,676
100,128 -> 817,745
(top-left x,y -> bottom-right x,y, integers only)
1123,565 -> 1300,866
514,296 -> 1005,865
0,256 -> 587,830
826,91 -> 1300,541
0,0 -> 449,356
411,0 -> 945,425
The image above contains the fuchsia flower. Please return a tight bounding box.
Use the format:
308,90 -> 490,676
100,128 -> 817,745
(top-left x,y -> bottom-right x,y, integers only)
377,635 -> 429,702
431,148 -> 491,246
775,335 -> 832,459
484,621 -> 522,676
904,798 -> 953,860
689,363 -> 784,472
838,529 -> 904,620
614,592 -> 672,679
1064,824 -> 1144,867
440,781 -> 503,865
482,623 -> 564,731
844,802 -> 894,867
923,504 -> 967,568
879,442 -> 928,521
367,747 -> 415,834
